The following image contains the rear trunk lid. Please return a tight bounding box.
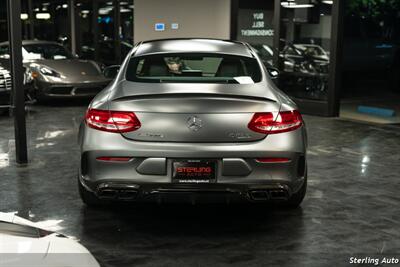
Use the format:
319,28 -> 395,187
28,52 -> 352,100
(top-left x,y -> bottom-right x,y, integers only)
108,81 -> 280,142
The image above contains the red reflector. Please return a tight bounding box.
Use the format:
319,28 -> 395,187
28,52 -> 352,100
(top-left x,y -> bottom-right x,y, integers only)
96,157 -> 133,162
85,108 -> 141,133
248,110 -> 303,134
256,158 -> 291,163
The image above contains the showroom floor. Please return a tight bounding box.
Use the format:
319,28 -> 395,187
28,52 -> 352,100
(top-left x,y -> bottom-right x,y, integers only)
1,102 -> 400,267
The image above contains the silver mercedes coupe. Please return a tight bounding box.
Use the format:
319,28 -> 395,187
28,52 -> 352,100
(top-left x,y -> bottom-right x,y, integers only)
78,38 -> 308,207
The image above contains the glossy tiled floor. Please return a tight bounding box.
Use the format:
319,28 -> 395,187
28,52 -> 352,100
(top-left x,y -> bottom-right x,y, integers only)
1,102 -> 400,266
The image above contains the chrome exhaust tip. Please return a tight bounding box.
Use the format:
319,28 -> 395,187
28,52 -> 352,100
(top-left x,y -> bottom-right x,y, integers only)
249,187 -> 289,201
117,190 -> 138,200
249,190 -> 270,201
268,189 -> 289,200
98,189 -> 118,199
96,183 -> 140,200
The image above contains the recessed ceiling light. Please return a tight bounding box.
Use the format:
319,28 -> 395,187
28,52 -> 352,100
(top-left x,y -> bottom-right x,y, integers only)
281,2 -> 314,8
21,13 -> 29,20
36,13 -> 51,20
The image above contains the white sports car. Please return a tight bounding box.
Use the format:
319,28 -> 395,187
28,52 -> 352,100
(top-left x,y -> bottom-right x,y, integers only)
0,212 -> 100,267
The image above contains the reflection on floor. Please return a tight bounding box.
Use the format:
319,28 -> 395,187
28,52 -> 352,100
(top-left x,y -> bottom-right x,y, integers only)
340,95 -> 400,124
1,103 -> 400,266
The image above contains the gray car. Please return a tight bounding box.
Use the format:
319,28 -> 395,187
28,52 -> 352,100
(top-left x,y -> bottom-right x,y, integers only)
0,40 -> 111,101
78,38 -> 308,207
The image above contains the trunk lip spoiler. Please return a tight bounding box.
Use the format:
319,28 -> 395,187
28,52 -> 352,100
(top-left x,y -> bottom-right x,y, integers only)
111,93 -> 277,103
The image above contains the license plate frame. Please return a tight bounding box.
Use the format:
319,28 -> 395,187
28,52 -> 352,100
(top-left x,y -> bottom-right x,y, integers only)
172,159 -> 217,183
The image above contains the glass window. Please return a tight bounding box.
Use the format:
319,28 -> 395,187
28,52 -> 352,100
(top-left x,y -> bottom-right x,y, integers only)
126,53 -> 262,84
236,1 -> 275,68
23,43 -> 73,60
278,0 -> 333,101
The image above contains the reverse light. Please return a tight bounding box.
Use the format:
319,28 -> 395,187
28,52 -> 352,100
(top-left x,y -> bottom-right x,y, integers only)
248,110 -> 303,134
85,108 -> 141,133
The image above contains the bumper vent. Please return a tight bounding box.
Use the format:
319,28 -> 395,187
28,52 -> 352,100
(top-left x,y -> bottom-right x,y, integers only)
297,155 -> 306,177
81,152 -> 89,176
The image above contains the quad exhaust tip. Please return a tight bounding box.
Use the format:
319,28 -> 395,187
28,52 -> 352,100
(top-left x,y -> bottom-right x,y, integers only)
95,183 -> 289,202
97,188 -> 138,200
249,189 -> 289,201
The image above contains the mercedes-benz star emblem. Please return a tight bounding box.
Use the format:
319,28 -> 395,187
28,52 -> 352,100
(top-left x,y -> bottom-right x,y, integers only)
187,116 -> 203,132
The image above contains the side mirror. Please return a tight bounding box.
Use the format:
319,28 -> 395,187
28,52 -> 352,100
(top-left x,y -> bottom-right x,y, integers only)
266,67 -> 280,79
103,65 -> 120,79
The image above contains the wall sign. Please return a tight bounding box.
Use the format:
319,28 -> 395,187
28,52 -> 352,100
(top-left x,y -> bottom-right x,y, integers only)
155,23 -> 165,31
237,9 -> 274,45
171,23 -> 179,30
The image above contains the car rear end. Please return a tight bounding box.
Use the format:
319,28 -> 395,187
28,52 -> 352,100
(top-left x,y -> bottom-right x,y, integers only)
78,40 -> 307,205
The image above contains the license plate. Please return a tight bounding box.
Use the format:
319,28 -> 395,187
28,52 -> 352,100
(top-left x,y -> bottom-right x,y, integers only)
172,160 -> 216,183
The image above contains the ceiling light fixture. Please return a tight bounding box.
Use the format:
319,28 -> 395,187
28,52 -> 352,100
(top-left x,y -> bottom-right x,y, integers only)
36,13 -> 51,20
21,13 -> 29,20
281,2 -> 314,8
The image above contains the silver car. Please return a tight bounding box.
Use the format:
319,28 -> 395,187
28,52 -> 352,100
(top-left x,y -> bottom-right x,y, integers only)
0,40 -> 111,101
78,38 -> 308,207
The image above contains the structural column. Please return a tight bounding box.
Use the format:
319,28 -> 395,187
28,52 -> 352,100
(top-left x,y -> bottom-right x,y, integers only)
92,0 -> 99,61
68,0 -> 76,55
7,0 -> 28,164
230,0 -> 238,40
27,0 -> 34,39
327,0 -> 344,116
272,0 -> 281,68
113,0 -> 121,64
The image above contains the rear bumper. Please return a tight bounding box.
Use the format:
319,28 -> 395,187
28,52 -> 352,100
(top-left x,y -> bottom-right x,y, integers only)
79,175 -> 304,203
79,123 -> 307,202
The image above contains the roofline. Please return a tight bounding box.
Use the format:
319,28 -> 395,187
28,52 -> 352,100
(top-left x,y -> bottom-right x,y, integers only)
140,38 -> 245,45
137,38 -> 254,57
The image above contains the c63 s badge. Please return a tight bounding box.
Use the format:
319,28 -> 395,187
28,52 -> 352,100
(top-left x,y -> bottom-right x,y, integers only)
228,132 -> 252,139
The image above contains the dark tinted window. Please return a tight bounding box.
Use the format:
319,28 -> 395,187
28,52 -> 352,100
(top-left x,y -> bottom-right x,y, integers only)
126,53 -> 262,84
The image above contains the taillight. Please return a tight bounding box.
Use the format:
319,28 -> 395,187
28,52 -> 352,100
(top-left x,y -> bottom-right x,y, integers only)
85,108 -> 141,133
248,110 -> 302,134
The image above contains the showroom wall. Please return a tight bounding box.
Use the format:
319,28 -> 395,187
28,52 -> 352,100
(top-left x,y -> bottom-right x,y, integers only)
134,0 -> 231,42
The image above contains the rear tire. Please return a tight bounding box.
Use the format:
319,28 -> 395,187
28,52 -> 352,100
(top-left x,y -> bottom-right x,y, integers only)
78,177 -> 104,207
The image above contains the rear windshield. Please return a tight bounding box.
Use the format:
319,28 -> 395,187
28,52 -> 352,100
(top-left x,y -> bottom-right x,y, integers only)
126,53 -> 262,84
